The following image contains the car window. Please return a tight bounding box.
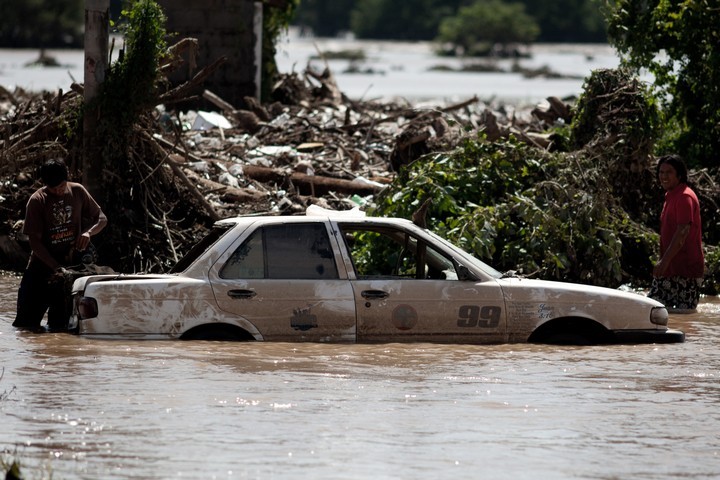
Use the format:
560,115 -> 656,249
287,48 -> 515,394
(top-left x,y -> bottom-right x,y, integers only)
340,225 -> 458,280
169,223 -> 235,273
220,223 -> 339,279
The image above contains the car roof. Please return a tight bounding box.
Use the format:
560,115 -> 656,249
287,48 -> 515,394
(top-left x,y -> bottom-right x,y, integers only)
215,207 -> 415,228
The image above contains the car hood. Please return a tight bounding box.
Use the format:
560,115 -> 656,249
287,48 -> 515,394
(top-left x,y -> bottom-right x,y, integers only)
496,276 -> 662,307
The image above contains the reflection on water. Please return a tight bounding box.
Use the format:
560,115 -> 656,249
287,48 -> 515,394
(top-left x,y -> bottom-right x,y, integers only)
0,274 -> 718,480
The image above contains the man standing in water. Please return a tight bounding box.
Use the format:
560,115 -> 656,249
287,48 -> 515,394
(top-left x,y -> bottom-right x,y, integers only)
649,154 -> 704,311
13,158 -> 107,332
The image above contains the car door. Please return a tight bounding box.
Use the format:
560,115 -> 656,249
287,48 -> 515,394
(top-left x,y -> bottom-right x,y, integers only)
337,223 -> 507,343
210,221 -> 356,342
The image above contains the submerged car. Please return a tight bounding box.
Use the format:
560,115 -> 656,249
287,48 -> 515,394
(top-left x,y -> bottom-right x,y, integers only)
69,207 -> 684,344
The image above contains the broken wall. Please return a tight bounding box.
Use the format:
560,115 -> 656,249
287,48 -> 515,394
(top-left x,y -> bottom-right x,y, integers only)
156,0 -> 260,109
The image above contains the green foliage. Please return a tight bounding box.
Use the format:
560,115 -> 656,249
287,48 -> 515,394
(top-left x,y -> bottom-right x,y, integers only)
702,245 -> 720,295
570,68 -> 662,226
0,459 -> 23,480
603,0 -> 720,166
436,0 -> 540,56
262,0 -> 300,101
93,0 -> 166,171
572,68 -> 659,152
349,230 -> 415,278
371,136 -> 657,287
84,0 -> 168,268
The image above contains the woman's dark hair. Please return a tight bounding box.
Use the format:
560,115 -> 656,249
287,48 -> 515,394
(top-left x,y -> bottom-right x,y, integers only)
656,154 -> 688,184
40,158 -> 69,187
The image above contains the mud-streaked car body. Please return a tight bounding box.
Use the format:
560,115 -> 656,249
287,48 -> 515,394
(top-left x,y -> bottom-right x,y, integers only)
69,209 -> 683,344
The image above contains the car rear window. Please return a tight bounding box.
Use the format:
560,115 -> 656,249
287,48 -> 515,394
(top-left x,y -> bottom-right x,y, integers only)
169,224 -> 234,273
220,223 -> 339,279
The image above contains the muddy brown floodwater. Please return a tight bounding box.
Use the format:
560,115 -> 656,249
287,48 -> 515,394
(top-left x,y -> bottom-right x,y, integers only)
0,273 -> 718,480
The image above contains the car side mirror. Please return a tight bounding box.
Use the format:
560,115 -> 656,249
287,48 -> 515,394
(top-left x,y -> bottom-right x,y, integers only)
457,264 -> 475,281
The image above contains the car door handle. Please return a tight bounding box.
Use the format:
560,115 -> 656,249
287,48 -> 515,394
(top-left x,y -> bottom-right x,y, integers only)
227,289 -> 257,299
361,290 -> 389,299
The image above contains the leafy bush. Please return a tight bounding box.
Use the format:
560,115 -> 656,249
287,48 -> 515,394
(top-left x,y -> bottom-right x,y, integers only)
371,135 -> 657,287
603,0 -> 720,167
570,68 -> 661,226
93,0 -> 168,177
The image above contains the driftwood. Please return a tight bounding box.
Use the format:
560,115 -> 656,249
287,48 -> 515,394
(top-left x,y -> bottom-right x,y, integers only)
158,56 -> 228,105
182,168 -> 270,204
202,89 -> 235,113
241,164 -> 384,197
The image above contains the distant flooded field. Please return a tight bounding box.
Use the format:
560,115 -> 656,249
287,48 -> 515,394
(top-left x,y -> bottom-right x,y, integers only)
1,38 -> 620,105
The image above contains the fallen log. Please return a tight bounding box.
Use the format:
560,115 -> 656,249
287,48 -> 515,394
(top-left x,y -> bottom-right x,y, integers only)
202,89 -> 235,112
182,169 -> 271,204
241,164 -> 385,197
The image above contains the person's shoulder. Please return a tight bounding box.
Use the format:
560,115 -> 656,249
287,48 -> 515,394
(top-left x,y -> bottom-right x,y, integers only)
27,186 -> 47,202
67,182 -> 91,195
668,183 -> 696,198
680,184 -> 699,199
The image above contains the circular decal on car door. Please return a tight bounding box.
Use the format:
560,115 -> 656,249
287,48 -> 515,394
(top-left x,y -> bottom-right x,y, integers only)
392,304 -> 418,330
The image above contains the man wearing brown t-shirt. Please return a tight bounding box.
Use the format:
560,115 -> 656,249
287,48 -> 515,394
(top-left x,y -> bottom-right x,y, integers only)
13,158 -> 107,332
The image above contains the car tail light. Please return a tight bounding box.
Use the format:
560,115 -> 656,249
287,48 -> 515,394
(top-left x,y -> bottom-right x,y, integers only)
77,296 -> 99,319
650,306 -> 668,326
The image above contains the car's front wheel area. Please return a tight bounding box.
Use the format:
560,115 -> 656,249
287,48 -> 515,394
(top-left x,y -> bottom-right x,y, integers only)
528,317 -> 614,345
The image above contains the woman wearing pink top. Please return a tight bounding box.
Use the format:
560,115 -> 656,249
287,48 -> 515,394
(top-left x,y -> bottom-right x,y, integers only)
649,155 -> 704,311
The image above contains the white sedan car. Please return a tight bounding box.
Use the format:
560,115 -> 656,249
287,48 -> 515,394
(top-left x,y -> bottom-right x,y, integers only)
69,208 -> 683,344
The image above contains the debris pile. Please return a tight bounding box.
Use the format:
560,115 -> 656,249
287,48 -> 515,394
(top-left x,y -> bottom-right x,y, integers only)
0,55 -> 573,273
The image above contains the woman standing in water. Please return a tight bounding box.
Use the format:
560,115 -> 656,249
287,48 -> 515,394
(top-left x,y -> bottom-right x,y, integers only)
649,154 -> 704,311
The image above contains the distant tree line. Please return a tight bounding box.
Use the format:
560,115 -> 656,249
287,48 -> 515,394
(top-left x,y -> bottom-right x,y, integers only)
0,0 -> 124,48
0,0 -> 85,48
294,0 -> 608,43
1,0 -> 604,49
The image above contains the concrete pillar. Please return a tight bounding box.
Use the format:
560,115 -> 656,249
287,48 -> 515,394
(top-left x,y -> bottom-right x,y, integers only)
83,0 -> 110,201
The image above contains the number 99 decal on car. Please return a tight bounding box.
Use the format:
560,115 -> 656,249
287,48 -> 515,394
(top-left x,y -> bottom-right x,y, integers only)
457,305 -> 502,328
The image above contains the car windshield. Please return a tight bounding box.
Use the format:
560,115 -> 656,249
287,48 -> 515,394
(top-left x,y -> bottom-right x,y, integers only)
169,223 -> 235,273
421,229 -> 503,279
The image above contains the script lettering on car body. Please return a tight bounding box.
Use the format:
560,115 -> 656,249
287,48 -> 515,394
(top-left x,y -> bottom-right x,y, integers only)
457,305 -> 501,328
